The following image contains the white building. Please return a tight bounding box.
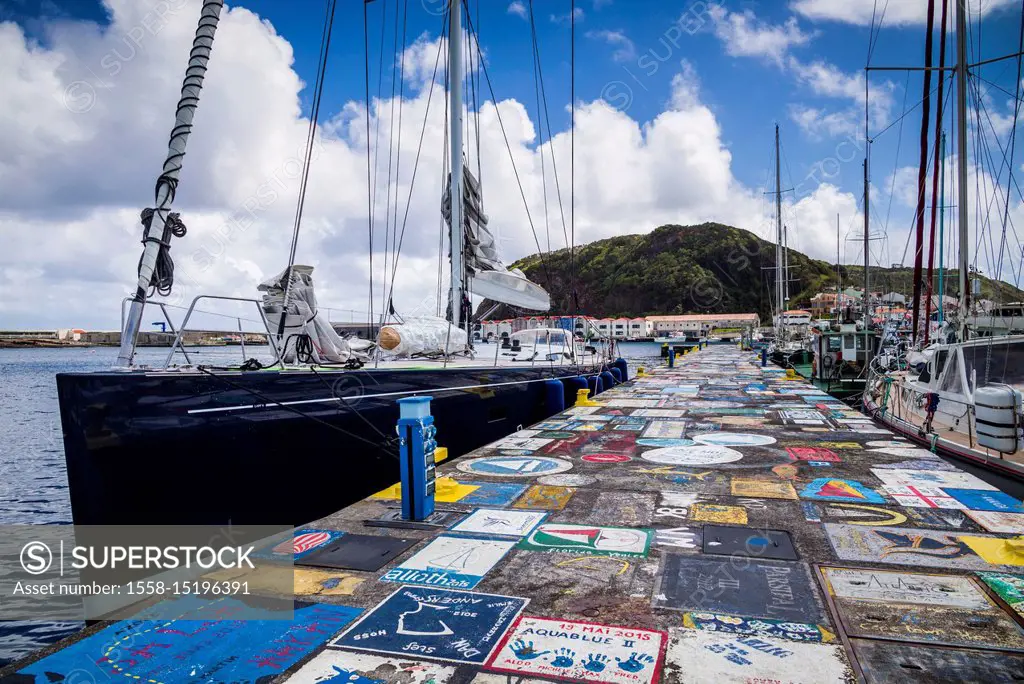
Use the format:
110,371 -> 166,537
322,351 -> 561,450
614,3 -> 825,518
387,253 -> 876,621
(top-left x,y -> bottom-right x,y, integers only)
646,313 -> 760,334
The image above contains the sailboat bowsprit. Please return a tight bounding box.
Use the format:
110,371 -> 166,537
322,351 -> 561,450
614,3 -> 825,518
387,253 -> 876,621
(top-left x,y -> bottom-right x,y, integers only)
55,0 -> 610,526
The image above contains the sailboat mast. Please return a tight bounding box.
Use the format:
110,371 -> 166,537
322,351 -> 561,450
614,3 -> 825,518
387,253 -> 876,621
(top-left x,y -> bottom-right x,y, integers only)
775,124 -> 783,336
864,158 -> 870,352
954,0 -> 970,339
448,0 -> 466,329
116,0 -> 224,366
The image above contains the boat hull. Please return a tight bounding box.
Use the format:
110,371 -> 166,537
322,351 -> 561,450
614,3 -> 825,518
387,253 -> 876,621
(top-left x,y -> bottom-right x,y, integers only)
56,365 -> 592,526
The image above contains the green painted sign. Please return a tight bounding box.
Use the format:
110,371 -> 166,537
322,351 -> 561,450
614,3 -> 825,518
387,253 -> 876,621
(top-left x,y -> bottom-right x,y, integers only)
979,572 -> 1024,618
516,523 -> 652,558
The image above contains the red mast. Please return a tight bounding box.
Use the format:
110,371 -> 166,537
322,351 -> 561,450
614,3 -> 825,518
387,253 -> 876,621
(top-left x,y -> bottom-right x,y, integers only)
923,0 -> 949,344
911,0 -> 937,346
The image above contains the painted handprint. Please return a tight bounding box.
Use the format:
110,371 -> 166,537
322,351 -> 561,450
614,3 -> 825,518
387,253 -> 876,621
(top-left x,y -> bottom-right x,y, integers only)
550,648 -> 576,668
616,652 -> 655,672
510,639 -> 549,660
583,653 -> 610,672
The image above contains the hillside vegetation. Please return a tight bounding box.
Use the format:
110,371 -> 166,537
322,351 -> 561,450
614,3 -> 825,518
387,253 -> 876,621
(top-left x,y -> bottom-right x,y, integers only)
480,223 -> 1024,320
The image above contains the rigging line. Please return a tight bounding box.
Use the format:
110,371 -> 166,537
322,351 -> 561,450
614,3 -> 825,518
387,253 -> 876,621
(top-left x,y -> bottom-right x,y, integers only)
385,9 -> 450,312
884,71 -> 913,237
571,0 -> 577,319
369,0 -> 389,226
279,0 -> 338,340
194,367 -> 394,457
462,7 -> 552,286
871,73 -> 953,142
380,0 -> 409,324
528,0 -> 551,253
973,73 -> 1024,104
380,0 -> 400,323
363,0 -> 376,346
438,58 -> 451,318
389,0 -> 410,308
529,0 -> 570,251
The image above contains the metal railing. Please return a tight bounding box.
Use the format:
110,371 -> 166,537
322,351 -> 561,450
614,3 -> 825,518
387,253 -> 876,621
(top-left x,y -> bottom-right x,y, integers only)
162,296 -> 281,368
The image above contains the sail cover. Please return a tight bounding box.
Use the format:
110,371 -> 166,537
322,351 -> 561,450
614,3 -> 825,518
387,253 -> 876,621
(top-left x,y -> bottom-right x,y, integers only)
259,266 -> 365,364
443,166 -> 550,311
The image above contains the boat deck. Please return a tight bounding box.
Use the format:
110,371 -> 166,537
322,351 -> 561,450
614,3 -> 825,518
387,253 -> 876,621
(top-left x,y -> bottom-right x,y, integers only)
5,346 -> 1024,682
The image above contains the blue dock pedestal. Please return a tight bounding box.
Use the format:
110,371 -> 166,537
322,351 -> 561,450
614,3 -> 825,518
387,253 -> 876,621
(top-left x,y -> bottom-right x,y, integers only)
396,396 -> 437,521
668,349 -> 675,368
761,348 -> 768,367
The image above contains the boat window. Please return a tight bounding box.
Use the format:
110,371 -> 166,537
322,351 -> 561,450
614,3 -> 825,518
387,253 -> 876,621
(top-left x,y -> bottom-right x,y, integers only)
828,337 -> 841,352
934,350 -> 947,377
855,335 -> 866,350
937,350 -> 964,394
963,340 -> 1024,385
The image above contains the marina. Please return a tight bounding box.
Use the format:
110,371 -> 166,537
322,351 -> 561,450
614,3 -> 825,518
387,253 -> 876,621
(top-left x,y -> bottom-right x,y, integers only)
3,344 -> 1024,682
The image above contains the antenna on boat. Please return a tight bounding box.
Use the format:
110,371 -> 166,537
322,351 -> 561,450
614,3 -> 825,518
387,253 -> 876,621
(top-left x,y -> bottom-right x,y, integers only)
447,0 -> 466,330
116,0 -> 224,367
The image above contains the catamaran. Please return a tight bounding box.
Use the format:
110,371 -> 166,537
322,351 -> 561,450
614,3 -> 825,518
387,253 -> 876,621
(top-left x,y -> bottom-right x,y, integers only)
55,0 -> 612,526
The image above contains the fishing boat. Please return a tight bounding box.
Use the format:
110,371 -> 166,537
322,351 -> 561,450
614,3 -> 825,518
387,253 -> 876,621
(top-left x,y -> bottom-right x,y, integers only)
55,0 -> 613,526
864,0 -> 1024,479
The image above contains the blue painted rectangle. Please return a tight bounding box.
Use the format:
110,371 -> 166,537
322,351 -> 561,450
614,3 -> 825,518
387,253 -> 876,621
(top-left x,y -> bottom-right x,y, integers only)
460,482 -> 528,506
944,488 -> 1024,512
16,597 -> 361,683
332,586 -> 528,664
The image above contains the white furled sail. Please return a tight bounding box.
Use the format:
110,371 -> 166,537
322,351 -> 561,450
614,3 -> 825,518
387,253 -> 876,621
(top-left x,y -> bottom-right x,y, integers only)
443,166 -> 551,311
259,266 -> 361,364
377,316 -> 469,357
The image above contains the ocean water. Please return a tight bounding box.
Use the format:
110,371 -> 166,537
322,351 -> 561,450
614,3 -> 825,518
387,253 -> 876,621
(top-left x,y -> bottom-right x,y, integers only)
0,342 -> 660,666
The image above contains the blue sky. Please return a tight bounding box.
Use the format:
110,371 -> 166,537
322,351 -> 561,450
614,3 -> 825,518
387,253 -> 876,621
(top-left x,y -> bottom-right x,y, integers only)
10,0 -> 1019,195
1,0 -> 1022,327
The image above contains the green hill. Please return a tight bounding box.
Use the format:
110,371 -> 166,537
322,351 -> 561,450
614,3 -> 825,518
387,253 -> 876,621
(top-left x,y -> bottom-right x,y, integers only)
481,222 -> 1024,321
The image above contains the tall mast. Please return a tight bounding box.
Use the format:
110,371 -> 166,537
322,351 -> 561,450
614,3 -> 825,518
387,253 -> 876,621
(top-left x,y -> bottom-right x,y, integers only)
775,124 -> 783,337
836,213 -> 841,322
116,0 -> 224,366
955,0 -> 970,339
447,0 -> 465,329
864,158 -> 871,356
938,132 -> 947,328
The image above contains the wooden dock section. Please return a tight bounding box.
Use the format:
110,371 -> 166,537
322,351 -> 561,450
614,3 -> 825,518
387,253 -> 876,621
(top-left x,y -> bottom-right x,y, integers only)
4,345 -> 1024,682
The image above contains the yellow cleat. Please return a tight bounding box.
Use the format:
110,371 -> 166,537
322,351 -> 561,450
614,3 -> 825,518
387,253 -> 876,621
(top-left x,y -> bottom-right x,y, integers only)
576,388 -> 603,407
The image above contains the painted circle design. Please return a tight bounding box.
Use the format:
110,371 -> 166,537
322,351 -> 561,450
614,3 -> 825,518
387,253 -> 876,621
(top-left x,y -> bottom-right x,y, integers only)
538,474 -> 596,486
639,445 -> 744,465
582,453 -> 632,463
457,456 -> 573,477
636,438 -> 696,448
693,433 -> 776,447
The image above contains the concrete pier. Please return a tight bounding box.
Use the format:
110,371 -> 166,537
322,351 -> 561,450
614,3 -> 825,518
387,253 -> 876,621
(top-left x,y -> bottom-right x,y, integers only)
4,346 -> 1024,682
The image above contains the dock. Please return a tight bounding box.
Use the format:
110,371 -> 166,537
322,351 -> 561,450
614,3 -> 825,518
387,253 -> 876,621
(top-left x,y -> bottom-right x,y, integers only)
4,345 -> 1024,682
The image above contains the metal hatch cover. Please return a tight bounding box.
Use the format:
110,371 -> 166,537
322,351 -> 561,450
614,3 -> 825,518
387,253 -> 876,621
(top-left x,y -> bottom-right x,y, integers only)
702,524 -> 799,561
297,533 -> 418,572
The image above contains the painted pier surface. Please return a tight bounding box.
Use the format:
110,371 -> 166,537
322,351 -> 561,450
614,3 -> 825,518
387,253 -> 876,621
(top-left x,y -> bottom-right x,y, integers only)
4,346 -> 1024,683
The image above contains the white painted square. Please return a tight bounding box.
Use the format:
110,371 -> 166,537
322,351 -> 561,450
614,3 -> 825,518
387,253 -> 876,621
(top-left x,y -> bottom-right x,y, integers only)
380,535 -> 515,589
871,468 -> 998,491
450,508 -> 547,537
632,409 -> 686,418
822,567 -> 990,609
487,616 -> 665,684
664,628 -> 852,684
565,406 -> 601,416
493,436 -> 553,451
284,650 -> 457,684
605,399 -> 660,408
642,421 -> 688,439
881,485 -> 967,509
965,510 -> 1024,534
